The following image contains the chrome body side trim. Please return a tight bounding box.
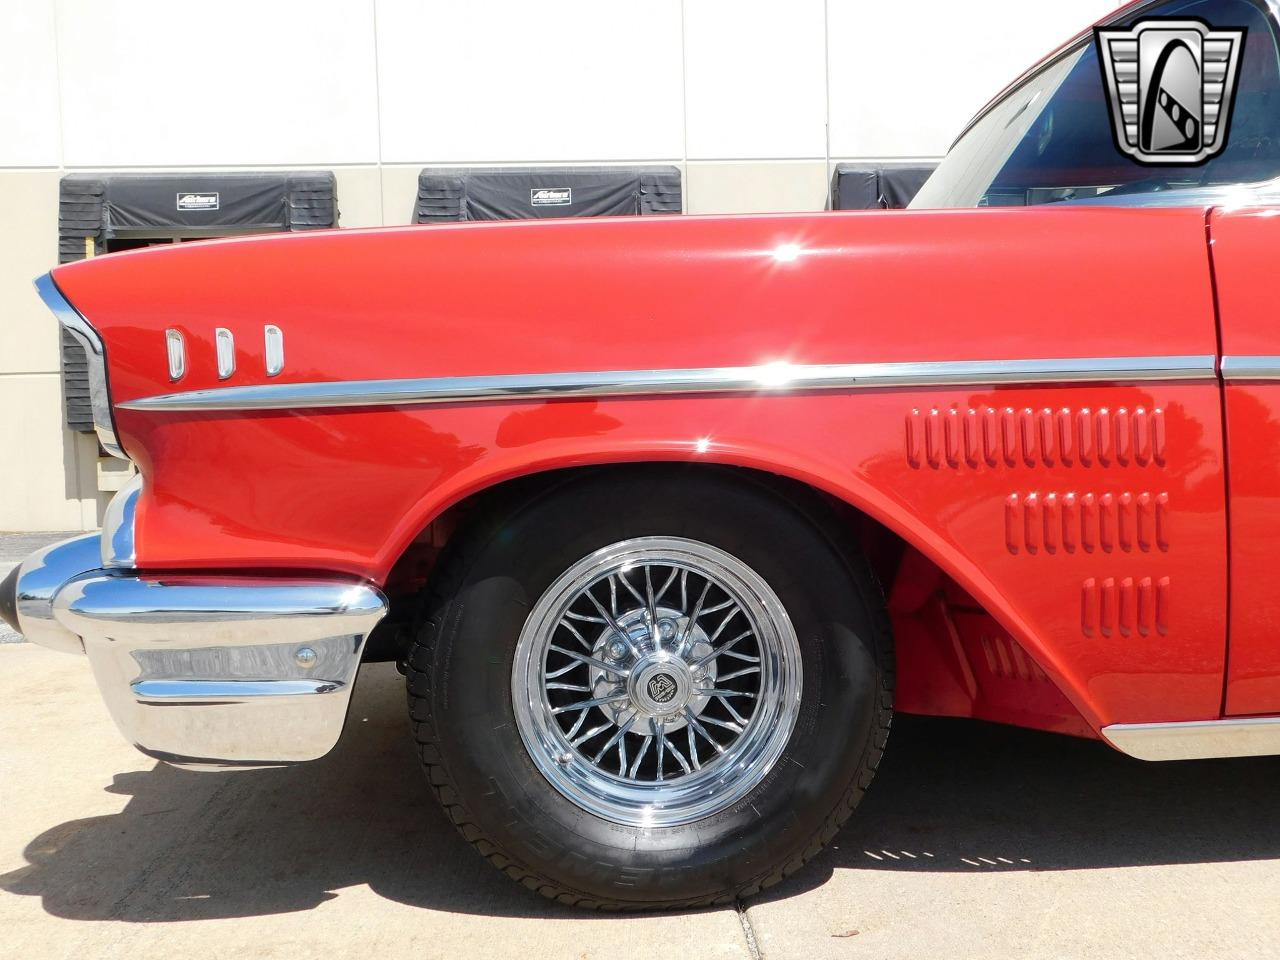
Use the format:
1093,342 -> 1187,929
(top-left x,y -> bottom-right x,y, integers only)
118,354 -> 1218,413
1221,356 -> 1280,381
101,471 -> 142,568
34,273 -> 127,459
1103,717 -> 1280,761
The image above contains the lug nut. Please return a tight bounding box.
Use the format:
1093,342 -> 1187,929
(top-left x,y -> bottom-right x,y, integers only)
295,646 -> 318,668
607,638 -> 628,660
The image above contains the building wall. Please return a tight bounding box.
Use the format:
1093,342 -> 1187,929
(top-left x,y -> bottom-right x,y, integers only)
0,0 -> 1117,531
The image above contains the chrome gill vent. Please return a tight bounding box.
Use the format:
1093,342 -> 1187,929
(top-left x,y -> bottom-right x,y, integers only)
264,324 -> 285,377
165,329 -> 186,381
215,328 -> 236,380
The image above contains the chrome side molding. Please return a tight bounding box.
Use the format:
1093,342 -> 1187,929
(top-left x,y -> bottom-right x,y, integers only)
1221,356 -> 1280,381
1102,717 -> 1280,760
117,354 -> 1218,413
34,273 -> 128,459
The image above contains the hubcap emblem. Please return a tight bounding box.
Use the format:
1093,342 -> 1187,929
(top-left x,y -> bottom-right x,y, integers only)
647,673 -> 677,704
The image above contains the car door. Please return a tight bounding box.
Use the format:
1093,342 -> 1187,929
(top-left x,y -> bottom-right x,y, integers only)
1210,207 -> 1280,715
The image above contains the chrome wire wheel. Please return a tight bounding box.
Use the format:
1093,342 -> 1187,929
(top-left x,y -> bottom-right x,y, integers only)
512,536 -> 802,826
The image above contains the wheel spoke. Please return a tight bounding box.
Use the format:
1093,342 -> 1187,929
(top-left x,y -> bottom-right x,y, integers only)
545,659 -> 585,680
565,610 -> 607,625
707,605 -> 742,643
616,568 -> 646,607
549,644 -> 630,677
546,682 -> 591,692
662,732 -> 693,774
583,588 -> 642,659
593,712 -> 637,763
559,618 -> 593,650
654,720 -> 666,781
551,692 -> 628,715
565,705 -> 593,740
672,581 -> 711,657
716,695 -> 751,726
653,566 -> 678,605
686,724 -> 701,770
628,732 -> 652,778
644,566 -> 659,646
691,630 -> 755,671
716,665 -> 761,683
571,721 -> 615,748
704,688 -> 757,700
696,712 -> 744,734
685,707 -> 726,756
699,597 -> 737,615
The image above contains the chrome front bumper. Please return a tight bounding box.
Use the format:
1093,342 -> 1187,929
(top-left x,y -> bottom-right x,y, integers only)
2,531 -> 387,770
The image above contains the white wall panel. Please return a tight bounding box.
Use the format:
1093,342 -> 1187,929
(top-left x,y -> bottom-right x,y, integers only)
0,0 -> 62,167
56,0 -> 380,167
828,0 -> 1119,158
376,0 -> 684,163
683,0 -> 827,159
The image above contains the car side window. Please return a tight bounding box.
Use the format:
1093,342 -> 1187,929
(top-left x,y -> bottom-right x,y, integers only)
911,0 -> 1280,208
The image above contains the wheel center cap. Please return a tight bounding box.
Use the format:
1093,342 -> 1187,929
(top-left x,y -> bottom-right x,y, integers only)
629,655 -> 693,717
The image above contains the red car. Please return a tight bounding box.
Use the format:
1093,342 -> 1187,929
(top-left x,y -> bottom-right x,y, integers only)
5,0 -> 1280,910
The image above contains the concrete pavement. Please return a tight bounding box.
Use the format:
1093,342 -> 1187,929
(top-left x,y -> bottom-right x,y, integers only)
2,643 -> 1278,959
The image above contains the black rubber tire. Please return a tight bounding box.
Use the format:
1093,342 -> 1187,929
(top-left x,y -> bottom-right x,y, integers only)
405,467 -> 893,910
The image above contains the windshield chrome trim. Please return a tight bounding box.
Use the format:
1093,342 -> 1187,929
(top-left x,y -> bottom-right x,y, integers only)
34,273 -> 128,460
116,355 -> 1218,413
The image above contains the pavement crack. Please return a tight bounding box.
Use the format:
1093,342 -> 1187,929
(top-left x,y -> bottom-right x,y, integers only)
736,898 -> 763,960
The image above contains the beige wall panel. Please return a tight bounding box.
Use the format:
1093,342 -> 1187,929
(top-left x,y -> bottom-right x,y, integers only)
333,166 -> 385,228
0,374 -> 95,531
0,170 -> 62,374
379,166 -> 424,227
685,161 -> 829,215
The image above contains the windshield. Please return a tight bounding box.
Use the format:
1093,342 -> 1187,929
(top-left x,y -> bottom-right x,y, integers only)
911,0 -> 1280,209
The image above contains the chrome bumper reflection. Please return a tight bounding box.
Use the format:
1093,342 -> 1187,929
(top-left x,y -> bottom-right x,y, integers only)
11,533 -> 387,769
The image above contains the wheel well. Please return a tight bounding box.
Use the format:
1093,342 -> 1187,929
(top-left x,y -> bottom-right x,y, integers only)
370,461 -> 1094,740
381,462 -> 906,607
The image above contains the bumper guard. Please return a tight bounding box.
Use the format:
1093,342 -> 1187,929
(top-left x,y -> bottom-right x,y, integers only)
1,529 -> 387,770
